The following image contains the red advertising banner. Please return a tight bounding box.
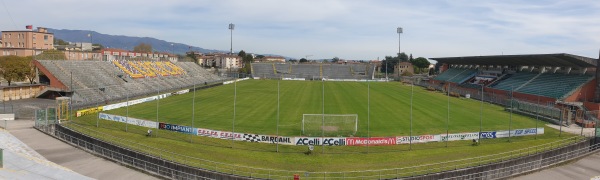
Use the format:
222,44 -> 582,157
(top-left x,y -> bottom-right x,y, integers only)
346,137 -> 396,146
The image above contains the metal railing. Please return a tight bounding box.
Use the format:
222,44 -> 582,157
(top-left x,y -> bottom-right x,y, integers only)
45,121 -> 597,179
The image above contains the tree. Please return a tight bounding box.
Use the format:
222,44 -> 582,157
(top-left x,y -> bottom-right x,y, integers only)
411,57 -> 431,74
242,54 -> 254,64
238,50 -> 246,57
331,57 -> 340,63
299,58 -> 308,63
409,54 -> 414,62
256,55 -> 265,59
380,56 -> 399,74
238,62 -> 252,74
238,54 -> 254,74
398,52 -> 409,62
25,57 -> 37,84
133,43 -> 152,53
0,56 -> 29,86
288,59 -> 298,63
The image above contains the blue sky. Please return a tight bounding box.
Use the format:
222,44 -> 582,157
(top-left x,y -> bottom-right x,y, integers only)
1,0 -> 599,60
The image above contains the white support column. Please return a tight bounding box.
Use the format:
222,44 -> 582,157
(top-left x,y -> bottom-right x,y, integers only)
553,67 -> 560,73
582,68 -> 588,75
566,67 -> 572,74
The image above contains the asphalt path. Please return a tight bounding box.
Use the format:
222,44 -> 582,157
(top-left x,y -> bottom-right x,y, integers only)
6,119 -> 157,180
513,124 -> 600,180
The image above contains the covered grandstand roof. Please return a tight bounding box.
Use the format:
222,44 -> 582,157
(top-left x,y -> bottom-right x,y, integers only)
431,53 -> 597,67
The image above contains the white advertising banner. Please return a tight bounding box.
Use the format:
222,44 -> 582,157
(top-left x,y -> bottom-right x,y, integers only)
98,113 -> 158,129
440,132 -> 480,142
196,128 -> 242,140
396,135 -> 440,144
102,93 -> 172,111
293,137 -> 347,146
224,77 -> 250,85
512,128 -> 544,137
239,134 -> 296,145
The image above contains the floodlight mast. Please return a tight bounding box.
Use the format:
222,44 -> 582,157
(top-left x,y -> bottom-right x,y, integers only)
229,23 -> 235,54
397,27 -> 403,56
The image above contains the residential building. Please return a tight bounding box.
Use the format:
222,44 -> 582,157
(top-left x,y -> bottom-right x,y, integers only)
396,61 -> 414,76
199,53 -> 241,69
1,26 -> 54,56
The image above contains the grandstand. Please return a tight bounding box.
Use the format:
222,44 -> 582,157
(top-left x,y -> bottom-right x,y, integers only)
430,53 -> 599,127
432,68 -> 478,83
251,63 -> 374,80
431,54 -> 596,100
34,60 -> 226,107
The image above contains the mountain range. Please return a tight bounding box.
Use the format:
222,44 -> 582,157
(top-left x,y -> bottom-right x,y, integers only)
48,28 -> 226,55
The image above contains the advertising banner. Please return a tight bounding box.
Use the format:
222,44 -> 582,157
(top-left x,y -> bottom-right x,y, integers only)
224,77 -> 250,85
102,102 -> 127,111
259,135 -> 295,145
217,131 -> 242,140
494,128 -> 545,138
172,89 -> 189,95
101,93 -> 171,112
495,131 -> 509,138
396,135 -> 439,144
479,131 -> 498,139
196,128 -> 242,139
98,113 -> 157,129
76,106 -> 103,117
440,132 -> 480,142
240,134 -> 296,145
158,122 -> 196,135
127,117 -> 158,129
295,137 -> 323,146
196,128 -> 221,138
512,128 -> 543,137
321,137 -> 347,146
346,137 -> 396,146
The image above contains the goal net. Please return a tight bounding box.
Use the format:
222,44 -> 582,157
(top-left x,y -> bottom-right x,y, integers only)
302,114 -> 358,137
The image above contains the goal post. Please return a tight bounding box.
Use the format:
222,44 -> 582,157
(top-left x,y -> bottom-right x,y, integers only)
302,114 -> 358,137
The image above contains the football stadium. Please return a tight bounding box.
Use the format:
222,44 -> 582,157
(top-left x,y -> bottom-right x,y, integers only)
25,53 -> 600,179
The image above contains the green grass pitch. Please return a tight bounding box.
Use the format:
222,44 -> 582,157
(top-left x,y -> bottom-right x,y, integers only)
70,79 -> 573,175
105,79 -> 539,137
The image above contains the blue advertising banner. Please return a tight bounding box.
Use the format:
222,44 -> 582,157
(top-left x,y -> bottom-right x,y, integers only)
479,131 -> 497,139
158,122 -> 196,135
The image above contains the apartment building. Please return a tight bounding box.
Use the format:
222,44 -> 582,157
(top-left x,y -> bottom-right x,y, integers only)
1,26 -> 54,56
